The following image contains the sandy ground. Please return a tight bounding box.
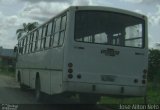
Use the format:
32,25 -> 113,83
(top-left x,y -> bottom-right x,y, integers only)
0,74 -> 38,104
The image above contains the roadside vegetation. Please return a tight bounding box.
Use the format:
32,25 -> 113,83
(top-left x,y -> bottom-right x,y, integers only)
0,22 -> 38,77
0,68 -> 15,77
99,83 -> 160,104
16,22 -> 38,39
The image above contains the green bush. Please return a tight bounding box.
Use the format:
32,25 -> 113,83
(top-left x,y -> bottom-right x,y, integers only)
148,49 -> 160,81
99,83 -> 160,104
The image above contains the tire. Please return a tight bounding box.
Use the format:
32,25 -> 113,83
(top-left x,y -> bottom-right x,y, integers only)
18,74 -> 27,91
35,77 -> 43,102
20,83 -> 27,90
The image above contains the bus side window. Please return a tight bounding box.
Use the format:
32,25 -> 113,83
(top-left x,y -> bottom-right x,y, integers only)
41,25 -> 47,49
22,37 -> 25,54
61,15 -> 66,30
59,31 -> 65,46
50,19 -> 55,46
37,28 -> 42,51
59,15 -> 66,46
37,39 -> 41,51
55,17 -> 61,32
28,34 -> 31,53
44,24 -> 49,48
32,31 -> 37,52
25,36 -> 28,54
35,30 -> 39,51
39,27 -> 43,50
29,34 -> 31,53
23,37 -> 27,54
18,41 -> 22,54
53,17 -> 61,47
18,41 -> 20,54
46,21 -> 53,48
47,21 -> 53,35
30,33 -> 33,52
21,38 -> 24,54
26,35 -> 29,54
30,33 -> 34,52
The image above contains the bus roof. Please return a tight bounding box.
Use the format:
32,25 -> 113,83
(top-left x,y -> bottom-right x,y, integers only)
18,6 -> 147,40
69,6 -> 147,19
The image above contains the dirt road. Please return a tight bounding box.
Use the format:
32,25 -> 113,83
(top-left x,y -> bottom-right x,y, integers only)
0,75 -> 38,104
0,74 -> 113,110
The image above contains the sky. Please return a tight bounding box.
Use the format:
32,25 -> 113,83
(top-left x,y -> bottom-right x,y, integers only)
0,0 -> 160,49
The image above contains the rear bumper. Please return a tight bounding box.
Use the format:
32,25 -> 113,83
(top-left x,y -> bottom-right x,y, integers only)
63,81 -> 147,97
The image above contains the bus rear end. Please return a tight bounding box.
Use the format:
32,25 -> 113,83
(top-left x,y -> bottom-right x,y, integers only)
63,7 -> 148,101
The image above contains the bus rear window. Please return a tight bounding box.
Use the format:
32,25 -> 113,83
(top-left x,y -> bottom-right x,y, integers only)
75,11 -> 145,48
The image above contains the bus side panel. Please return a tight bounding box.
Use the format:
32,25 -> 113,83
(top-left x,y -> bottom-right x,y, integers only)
21,69 -> 30,86
51,71 -> 63,94
29,69 -> 36,89
62,8 -> 75,82
39,70 -> 51,94
49,47 -> 64,94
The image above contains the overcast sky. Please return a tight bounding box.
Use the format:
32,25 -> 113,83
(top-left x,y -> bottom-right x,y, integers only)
0,0 -> 159,49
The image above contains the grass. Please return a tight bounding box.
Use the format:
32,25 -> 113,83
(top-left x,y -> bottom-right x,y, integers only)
99,83 -> 160,104
0,69 -> 15,77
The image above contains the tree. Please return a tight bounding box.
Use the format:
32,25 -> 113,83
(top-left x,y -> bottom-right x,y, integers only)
16,22 -> 38,39
148,49 -> 160,82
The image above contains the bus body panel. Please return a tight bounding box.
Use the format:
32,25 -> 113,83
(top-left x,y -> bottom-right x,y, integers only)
16,6 -> 148,98
51,71 -> 63,94
63,45 -> 148,96
21,69 -> 30,86
16,47 -> 64,95
38,70 -> 51,94
62,7 -> 148,97
66,43 -> 148,85
63,82 -> 146,96
29,69 -> 36,89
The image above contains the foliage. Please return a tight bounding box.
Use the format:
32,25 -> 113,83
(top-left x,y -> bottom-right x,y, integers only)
0,70 -> 15,77
99,83 -> 160,104
16,22 -> 38,39
148,49 -> 160,81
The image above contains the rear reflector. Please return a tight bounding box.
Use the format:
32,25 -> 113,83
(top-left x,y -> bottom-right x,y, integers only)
134,79 -> 138,83
77,74 -> 81,79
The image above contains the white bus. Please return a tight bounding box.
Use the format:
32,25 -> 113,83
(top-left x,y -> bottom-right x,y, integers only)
15,6 -> 148,103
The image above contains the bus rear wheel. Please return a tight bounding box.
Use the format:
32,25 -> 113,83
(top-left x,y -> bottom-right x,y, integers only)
35,77 -> 43,102
18,73 -> 27,90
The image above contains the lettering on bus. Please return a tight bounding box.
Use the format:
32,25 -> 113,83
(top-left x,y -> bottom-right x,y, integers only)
101,75 -> 116,82
101,48 -> 120,56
